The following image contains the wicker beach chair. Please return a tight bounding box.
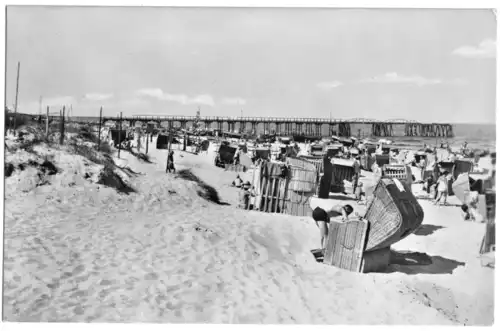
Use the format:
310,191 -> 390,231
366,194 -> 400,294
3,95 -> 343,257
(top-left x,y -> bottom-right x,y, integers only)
363,178 -> 424,252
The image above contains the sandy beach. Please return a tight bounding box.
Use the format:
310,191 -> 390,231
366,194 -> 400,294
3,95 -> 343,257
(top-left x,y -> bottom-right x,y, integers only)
3,134 -> 494,324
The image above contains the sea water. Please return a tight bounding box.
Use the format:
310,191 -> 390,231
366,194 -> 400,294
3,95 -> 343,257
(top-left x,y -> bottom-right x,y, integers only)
387,123 -> 496,152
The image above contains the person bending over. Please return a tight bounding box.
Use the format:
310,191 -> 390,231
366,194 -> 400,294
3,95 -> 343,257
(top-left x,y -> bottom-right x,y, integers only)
312,204 -> 354,250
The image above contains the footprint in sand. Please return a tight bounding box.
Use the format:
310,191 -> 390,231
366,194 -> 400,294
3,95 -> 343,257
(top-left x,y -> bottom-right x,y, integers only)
73,305 -> 85,316
72,264 -> 85,276
99,279 -> 114,286
144,272 -> 159,281
70,290 -> 87,299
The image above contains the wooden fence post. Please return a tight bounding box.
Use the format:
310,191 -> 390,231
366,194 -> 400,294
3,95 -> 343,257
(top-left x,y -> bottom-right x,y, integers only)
13,62 -> 20,136
167,129 -> 172,155
137,130 -> 141,151
183,131 -> 187,151
45,106 -> 49,137
59,106 -> 65,145
118,112 -> 122,158
97,107 -> 102,151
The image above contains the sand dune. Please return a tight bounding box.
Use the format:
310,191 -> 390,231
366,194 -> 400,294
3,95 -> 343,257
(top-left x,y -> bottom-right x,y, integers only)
3,136 -> 494,324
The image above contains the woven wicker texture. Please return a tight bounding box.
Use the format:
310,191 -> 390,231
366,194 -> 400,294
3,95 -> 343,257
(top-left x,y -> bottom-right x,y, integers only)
324,219 -> 369,272
306,157 -> 324,174
256,162 -> 317,216
286,157 -> 317,172
480,190 -> 496,254
288,167 -> 317,193
364,178 -> 424,251
284,190 -> 314,217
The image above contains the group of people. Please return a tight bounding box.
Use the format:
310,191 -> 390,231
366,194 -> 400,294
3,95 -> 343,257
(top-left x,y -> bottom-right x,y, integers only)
233,175 -> 256,210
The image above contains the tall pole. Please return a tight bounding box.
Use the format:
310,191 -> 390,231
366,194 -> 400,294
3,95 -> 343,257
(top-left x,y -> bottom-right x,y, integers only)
45,106 -> 49,136
97,107 -> 102,151
13,61 -> 20,135
118,112 -> 122,158
59,106 -> 65,144
197,106 -> 201,149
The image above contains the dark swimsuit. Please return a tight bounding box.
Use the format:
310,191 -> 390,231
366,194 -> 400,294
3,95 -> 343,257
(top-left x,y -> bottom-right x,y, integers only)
312,207 -> 342,223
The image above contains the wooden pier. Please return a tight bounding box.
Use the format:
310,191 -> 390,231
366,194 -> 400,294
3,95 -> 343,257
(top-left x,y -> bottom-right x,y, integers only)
15,113 -> 454,138
128,115 -> 454,138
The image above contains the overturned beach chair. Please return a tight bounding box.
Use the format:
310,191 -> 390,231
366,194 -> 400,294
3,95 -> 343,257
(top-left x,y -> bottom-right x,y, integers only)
323,178 -> 424,273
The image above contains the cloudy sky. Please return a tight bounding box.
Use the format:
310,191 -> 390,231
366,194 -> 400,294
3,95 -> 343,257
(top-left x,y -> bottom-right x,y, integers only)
5,7 -> 496,123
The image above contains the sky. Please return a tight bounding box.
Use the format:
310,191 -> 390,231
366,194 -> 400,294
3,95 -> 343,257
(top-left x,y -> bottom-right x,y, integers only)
5,7 -> 497,123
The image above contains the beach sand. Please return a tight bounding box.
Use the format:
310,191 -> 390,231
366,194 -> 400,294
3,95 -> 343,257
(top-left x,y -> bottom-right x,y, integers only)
3,135 -> 494,324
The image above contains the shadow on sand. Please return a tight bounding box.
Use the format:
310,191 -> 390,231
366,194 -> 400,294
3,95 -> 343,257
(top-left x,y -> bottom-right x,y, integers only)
310,249 -> 465,275
413,224 -> 445,236
176,169 -> 231,205
385,250 -> 465,275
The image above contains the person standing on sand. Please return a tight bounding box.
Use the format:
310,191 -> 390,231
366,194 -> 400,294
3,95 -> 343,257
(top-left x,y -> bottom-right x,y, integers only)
434,172 -> 449,205
166,151 -> 176,173
372,162 -> 382,183
238,181 -> 254,210
312,204 -> 354,250
354,181 -> 365,204
352,156 -> 361,195
318,154 -> 333,199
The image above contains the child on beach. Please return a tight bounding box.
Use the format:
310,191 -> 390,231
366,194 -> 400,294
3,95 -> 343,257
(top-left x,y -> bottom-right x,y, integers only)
461,191 -> 484,223
354,181 -> 365,204
238,181 -> 255,210
232,174 -> 243,188
311,204 -> 354,250
434,172 -> 449,205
